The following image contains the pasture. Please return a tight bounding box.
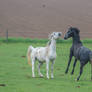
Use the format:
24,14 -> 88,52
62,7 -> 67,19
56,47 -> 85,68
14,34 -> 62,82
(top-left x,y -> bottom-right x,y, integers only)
0,39 -> 92,92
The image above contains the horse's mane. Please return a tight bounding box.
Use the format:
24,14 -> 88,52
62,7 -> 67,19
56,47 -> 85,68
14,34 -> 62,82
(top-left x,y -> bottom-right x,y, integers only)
47,40 -> 51,46
70,27 -> 80,34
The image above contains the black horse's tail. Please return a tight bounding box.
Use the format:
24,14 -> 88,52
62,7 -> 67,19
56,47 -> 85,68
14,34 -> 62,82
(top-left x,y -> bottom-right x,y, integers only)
89,52 -> 92,62
89,52 -> 92,80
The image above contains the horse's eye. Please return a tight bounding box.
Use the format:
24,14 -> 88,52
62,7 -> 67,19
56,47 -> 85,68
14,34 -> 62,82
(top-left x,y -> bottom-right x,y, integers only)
68,31 -> 71,33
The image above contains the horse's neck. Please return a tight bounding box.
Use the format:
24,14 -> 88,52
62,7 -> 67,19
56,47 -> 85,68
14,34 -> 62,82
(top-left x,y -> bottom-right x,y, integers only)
72,34 -> 82,44
49,38 -> 56,52
72,34 -> 83,49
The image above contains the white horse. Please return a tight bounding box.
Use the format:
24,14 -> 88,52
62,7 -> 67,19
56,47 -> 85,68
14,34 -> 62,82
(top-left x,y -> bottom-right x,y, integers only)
27,32 -> 62,79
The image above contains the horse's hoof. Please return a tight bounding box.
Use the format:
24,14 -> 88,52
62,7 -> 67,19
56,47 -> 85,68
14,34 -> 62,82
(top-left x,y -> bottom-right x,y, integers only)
71,72 -> 74,75
91,78 -> 92,81
65,71 -> 68,74
40,76 -> 43,78
32,76 -> 35,78
47,76 -> 50,79
51,76 -> 54,79
40,75 -> 44,78
77,78 -> 79,81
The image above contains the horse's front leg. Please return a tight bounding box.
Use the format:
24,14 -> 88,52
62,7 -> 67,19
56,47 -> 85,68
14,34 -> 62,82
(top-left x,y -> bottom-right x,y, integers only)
71,58 -> 77,75
51,60 -> 55,79
46,58 -> 49,79
65,50 -> 73,74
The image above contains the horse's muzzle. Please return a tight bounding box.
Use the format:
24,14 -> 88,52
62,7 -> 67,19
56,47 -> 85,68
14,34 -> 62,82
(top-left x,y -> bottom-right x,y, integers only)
64,36 -> 67,40
58,33 -> 61,36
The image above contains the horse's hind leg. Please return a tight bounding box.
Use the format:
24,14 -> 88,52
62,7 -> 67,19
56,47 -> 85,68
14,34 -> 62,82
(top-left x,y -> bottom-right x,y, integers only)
71,58 -> 77,75
46,58 -> 50,79
38,62 -> 43,77
90,59 -> 92,80
77,62 -> 84,81
32,58 -> 35,78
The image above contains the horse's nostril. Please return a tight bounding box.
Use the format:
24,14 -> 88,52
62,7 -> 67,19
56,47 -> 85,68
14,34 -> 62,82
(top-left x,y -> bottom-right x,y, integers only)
59,33 -> 61,36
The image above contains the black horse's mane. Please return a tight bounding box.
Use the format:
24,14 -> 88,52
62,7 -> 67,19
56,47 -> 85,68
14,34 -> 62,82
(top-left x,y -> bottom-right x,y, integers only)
70,27 -> 80,34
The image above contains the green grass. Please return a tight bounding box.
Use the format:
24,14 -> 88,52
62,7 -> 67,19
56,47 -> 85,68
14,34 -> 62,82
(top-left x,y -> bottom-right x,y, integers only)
0,40 -> 92,92
1,37 -> 92,43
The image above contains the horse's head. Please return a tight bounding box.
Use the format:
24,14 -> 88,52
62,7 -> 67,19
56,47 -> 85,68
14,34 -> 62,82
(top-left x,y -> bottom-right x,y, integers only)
64,27 -> 80,39
49,32 -> 62,40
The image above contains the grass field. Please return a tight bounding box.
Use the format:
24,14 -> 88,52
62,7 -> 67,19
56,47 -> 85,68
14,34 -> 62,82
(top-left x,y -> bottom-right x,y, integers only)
0,39 -> 92,92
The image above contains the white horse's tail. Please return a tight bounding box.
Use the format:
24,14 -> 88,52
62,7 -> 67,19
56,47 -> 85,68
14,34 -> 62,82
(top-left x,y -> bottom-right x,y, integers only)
27,46 -> 34,67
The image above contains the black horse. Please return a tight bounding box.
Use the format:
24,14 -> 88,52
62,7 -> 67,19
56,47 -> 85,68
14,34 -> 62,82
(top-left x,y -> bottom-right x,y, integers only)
64,27 -> 92,81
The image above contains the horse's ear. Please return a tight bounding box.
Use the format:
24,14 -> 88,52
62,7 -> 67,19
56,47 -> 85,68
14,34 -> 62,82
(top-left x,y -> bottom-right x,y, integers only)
74,28 -> 80,34
48,33 -> 53,39
67,25 -> 72,29
78,30 -> 80,33
76,29 -> 80,34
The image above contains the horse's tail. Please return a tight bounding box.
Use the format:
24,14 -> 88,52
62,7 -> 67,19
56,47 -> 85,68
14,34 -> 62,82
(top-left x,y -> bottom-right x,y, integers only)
89,51 -> 92,80
27,46 -> 34,67
89,52 -> 92,63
